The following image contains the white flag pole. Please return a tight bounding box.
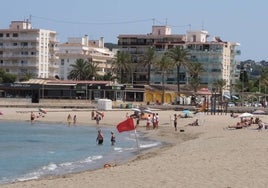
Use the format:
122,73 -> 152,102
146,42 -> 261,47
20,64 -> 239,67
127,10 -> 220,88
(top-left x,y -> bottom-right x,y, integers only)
134,129 -> 140,153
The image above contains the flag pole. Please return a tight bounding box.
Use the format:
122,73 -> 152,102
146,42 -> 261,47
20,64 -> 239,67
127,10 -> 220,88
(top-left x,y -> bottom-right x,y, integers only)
134,129 -> 140,153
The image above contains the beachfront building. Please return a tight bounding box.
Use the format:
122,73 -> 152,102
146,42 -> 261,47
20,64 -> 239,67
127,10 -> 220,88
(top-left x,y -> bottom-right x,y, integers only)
118,25 -> 240,97
118,25 -> 186,85
0,20 -> 58,80
57,35 -> 115,80
186,30 -> 241,95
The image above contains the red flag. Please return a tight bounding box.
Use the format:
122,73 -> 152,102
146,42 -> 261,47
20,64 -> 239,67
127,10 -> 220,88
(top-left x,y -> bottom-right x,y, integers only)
117,118 -> 135,133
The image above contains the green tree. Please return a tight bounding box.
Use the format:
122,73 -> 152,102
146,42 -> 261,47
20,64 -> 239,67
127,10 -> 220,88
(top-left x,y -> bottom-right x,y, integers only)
187,62 -> 204,92
239,69 -> 249,92
102,72 -> 116,81
112,51 -> 131,84
87,58 -> 100,80
166,46 -> 190,92
213,79 -> 227,101
154,53 -> 174,103
0,68 -> 16,83
68,58 -> 99,80
19,72 -> 35,82
259,68 -> 268,92
68,58 -> 89,80
141,47 -> 157,85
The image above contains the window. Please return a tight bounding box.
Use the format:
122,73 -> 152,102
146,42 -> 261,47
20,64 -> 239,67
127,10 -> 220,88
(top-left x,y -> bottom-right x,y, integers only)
21,42 -> 28,46
6,33 -> 9,37
13,43 -> 17,46
61,59 -> 64,65
13,33 -> 18,37
0,33 -> 3,37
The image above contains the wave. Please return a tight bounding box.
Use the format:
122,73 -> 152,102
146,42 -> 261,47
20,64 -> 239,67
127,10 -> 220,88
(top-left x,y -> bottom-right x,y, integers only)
15,155 -> 104,183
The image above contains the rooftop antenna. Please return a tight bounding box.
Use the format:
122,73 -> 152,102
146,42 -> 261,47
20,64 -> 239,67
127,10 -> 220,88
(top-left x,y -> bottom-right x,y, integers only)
165,18 -> 168,26
152,18 -> 155,26
201,21 -> 204,30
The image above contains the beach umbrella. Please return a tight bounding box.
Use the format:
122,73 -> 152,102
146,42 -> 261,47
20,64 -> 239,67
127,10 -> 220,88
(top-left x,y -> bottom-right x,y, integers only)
182,109 -> 191,115
252,110 -> 265,115
143,109 -> 154,114
239,112 -> 253,118
131,108 -> 141,113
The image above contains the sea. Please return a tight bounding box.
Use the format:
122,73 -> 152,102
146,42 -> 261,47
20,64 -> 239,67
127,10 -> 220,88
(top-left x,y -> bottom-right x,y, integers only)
0,121 -> 162,184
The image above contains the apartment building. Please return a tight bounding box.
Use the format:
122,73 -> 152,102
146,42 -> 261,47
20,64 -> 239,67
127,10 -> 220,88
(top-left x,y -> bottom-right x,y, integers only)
186,30 -> 240,94
118,25 -> 240,95
57,35 -> 115,80
0,20 -> 58,80
118,26 -> 186,84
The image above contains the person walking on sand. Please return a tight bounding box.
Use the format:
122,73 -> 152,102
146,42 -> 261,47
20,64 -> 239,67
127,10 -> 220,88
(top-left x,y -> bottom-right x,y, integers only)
95,113 -> 101,126
146,114 -> 151,130
173,114 -> 178,131
155,113 -> 159,129
67,114 -> 72,126
91,110 -> 95,120
96,130 -> 104,145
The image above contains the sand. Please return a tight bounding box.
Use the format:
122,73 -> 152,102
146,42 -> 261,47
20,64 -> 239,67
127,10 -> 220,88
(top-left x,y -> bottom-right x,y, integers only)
1,107 -> 268,188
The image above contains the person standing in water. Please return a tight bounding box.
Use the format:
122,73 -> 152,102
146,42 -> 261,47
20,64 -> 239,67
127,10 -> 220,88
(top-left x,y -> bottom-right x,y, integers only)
110,132 -> 115,145
30,112 -> 35,124
67,114 -> 72,126
96,130 -> 104,145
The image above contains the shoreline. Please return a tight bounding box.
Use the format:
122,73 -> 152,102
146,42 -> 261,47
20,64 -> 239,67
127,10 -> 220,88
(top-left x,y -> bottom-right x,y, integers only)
0,107 -> 200,187
1,107 -> 268,187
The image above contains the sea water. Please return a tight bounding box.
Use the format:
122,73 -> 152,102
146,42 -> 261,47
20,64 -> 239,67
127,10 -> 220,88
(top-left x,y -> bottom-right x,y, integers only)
0,121 -> 161,184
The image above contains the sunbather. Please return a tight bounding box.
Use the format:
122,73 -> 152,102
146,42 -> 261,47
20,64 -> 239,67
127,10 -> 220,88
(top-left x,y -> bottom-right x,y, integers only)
187,119 -> 199,126
228,122 -> 245,129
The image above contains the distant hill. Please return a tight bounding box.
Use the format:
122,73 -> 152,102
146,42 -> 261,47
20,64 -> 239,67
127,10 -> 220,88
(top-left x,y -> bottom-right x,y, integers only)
104,43 -> 118,51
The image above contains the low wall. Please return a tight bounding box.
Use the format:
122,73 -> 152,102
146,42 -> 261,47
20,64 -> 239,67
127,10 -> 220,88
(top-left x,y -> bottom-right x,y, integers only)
0,98 -> 145,109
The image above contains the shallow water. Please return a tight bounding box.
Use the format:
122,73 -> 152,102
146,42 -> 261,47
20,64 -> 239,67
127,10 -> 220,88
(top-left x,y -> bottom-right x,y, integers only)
0,121 -> 161,184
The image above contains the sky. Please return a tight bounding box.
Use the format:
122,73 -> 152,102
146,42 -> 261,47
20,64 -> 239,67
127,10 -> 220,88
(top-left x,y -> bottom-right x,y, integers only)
1,0 -> 268,61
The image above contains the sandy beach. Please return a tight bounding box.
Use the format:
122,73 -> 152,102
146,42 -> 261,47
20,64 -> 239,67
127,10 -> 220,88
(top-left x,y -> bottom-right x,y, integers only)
1,107 -> 268,188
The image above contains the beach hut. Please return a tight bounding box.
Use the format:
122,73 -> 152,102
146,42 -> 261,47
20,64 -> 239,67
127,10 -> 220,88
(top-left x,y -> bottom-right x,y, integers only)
97,99 -> 112,110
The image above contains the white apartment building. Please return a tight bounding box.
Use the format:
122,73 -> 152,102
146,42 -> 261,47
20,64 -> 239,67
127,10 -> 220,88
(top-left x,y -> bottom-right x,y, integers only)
118,25 -> 240,95
57,35 -> 115,80
0,20 -> 58,80
186,30 -> 240,95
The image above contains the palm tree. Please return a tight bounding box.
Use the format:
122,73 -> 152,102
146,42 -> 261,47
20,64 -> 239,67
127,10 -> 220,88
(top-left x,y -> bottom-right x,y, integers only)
187,62 -> 204,92
68,58 -> 99,80
112,51 -> 131,84
166,46 -> 190,93
141,47 -> 157,85
259,68 -> 268,93
68,59 -> 89,80
19,72 -> 35,82
87,58 -> 100,80
213,79 -> 227,101
154,53 -> 174,103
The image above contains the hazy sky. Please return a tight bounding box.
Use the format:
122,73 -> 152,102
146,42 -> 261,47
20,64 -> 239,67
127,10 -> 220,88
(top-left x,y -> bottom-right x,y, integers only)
1,0 -> 267,61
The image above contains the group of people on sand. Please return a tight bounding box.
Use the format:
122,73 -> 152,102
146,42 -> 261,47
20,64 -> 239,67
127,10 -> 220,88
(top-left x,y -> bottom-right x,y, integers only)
172,113 -> 199,131
96,129 -> 116,146
91,110 -> 104,126
145,113 -> 159,130
228,114 -> 267,130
